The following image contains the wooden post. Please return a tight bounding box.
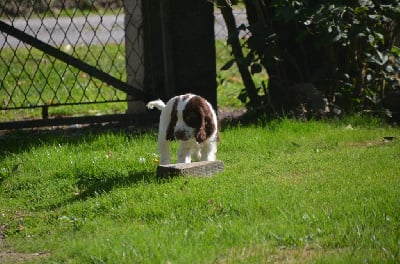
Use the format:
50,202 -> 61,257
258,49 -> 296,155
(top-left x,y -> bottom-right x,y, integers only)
168,0 -> 217,109
160,0 -> 175,99
124,0 -> 217,109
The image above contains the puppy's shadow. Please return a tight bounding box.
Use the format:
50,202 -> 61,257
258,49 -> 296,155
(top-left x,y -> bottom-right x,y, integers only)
73,169 -> 156,200
40,169 -> 157,211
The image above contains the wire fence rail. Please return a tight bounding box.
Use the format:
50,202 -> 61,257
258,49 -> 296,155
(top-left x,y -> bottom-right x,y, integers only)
0,0 -> 245,129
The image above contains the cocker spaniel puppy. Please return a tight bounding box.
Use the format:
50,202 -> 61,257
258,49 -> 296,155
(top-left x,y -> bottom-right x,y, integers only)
147,94 -> 218,165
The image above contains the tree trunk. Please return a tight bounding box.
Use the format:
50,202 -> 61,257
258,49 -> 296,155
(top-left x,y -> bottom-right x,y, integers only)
218,1 -> 259,104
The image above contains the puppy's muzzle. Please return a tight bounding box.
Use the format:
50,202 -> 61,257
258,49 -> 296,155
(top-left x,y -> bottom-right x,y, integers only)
174,130 -> 190,141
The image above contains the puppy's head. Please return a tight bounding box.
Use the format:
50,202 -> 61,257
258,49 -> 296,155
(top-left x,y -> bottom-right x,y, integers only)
166,94 -> 216,143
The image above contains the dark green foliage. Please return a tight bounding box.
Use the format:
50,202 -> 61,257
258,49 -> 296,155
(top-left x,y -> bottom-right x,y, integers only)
228,0 -> 400,117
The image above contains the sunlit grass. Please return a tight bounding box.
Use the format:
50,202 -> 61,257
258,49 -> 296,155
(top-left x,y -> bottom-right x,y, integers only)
0,117 -> 399,263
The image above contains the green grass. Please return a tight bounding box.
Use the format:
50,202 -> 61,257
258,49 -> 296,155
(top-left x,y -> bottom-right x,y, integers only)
1,117 -> 399,263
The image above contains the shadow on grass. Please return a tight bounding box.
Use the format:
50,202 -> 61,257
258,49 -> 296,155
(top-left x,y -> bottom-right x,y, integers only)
0,124 -> 157,159
0,112 -> 249,166
73,169 -> 156,200
219,109 -> 273,131
0,108 -> 256,160
42,168 -> 159,210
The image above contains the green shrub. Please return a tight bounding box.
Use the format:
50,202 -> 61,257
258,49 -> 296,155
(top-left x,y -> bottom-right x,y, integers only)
223,0 -> 400,117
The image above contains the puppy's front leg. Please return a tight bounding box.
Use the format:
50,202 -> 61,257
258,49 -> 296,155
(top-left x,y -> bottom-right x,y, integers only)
158,138 -> 171,165
177,140 -> 195,163
200,140 -> 217,162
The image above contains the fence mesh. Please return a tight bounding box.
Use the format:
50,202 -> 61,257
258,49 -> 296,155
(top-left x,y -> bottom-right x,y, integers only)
0,0 -> 246,123
0,0 -> 132,121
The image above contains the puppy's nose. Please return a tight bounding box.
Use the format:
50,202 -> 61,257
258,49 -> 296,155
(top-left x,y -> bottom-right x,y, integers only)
174,130 -> 187,140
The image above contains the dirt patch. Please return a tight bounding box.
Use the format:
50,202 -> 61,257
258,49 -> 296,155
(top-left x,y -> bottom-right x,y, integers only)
0,251 -> 50,263
269,246 -> 348,263
215,244 -> 349,263
0,223 -> 50,263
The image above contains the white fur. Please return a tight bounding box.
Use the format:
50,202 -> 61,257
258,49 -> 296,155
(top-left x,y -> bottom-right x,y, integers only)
146,99 -> 165,111
146,94 -> 218,165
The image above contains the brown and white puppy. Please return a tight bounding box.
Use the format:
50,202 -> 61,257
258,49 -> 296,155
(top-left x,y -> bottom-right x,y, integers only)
147,94 -> 218,165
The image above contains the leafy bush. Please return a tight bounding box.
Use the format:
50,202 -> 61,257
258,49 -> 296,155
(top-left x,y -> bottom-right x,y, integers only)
223,0 -> 400,118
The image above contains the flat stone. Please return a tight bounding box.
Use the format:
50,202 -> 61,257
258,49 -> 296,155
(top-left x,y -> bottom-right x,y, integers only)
157,160 -> 224,178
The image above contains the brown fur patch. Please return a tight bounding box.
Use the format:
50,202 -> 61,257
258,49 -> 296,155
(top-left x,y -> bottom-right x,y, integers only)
166,99 -> 178,141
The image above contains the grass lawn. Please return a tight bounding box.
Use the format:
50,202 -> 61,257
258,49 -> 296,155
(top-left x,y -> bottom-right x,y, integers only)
0,116 -> 399,263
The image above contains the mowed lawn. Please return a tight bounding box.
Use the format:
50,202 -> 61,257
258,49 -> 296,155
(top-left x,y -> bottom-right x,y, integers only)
0,117 -> 399,263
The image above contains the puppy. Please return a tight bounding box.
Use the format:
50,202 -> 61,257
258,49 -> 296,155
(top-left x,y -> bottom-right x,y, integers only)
147,94 -> 218,165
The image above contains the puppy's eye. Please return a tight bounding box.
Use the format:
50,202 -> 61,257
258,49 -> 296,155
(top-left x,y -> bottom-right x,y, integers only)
184,112 -> 200,127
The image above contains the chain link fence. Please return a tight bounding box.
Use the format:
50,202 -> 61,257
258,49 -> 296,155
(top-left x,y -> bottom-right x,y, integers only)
0,0 -> 138,124
0,0 -> 246,126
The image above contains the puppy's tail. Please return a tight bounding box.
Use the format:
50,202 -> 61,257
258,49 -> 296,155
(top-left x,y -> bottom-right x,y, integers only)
146,99 -> 166,111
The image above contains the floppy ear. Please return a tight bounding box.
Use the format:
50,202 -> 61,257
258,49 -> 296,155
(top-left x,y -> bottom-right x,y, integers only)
195,108 -> 215,143
195,122 -> 207,143
204,115 -> 214,138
